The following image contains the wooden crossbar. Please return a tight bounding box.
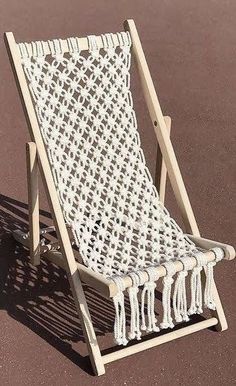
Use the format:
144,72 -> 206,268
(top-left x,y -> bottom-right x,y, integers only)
13,228 -> 234,299
102,317 -> 218,364
16,33 -> 126,59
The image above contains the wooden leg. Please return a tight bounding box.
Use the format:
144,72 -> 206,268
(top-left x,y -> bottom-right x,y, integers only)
25,141 -> 104,373
68,270 -> 105,376
26,142 -> 40,266
154,120 -> 227,332
207,283 -> 227,331
155,116 -> 171,204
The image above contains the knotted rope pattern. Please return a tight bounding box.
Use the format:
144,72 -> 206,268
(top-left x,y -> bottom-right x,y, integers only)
18,31 -> 224,345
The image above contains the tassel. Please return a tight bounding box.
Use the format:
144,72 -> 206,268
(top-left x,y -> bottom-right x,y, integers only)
173,270 -> 189,323
188,252 -> 207,315
112,276 -> 128,346
140,267 -> 160,333
204,261 -> 216,310
204,247 -> 224,310
160,261 -> 177,329
173,256 -> 193,323
188,267 -> 203,315
127,272 -> 142,340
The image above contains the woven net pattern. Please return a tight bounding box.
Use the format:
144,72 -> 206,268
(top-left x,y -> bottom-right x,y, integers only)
18,32 -> 197,278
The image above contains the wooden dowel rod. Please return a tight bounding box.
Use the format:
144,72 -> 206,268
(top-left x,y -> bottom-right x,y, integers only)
102,317 -> 218,364
37,249 -> 220,298
117,250 -> 217,294
15,34 -> 122,58
40,226 -> 56,235
46,248 -> 222,298
12,229 -> 228,298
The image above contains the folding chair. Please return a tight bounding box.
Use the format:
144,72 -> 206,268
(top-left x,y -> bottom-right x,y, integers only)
4,19 -> 235,376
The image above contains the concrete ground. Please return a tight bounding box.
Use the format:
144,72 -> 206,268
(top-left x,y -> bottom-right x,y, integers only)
0,1 -> 235,385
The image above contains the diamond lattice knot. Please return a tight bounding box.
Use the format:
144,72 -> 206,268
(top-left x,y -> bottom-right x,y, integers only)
19,31 -> 197,278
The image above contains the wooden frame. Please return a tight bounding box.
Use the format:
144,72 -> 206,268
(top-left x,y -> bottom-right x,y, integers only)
4,19 -> 235,376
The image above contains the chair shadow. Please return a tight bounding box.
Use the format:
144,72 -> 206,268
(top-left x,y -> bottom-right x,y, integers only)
0,194 -> 210,375
0,194 -> 117,375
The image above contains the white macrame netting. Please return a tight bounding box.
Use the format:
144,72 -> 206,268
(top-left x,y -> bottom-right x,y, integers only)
18,31 -> 223,345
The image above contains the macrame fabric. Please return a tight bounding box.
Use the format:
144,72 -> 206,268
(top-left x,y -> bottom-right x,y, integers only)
18,31 -> 224,345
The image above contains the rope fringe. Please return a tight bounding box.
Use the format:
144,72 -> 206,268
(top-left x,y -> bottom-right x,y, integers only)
204,247 -> 224,310
112,276 -> 128,346
188,252 -> 207,315
112,248 -> 224,345
204,261 -> 216,310
140,267 -> 160,333
173,271 -> 189,322
173,256 -> 194,322
127,273 -> 141,340
160,262 -> 176,329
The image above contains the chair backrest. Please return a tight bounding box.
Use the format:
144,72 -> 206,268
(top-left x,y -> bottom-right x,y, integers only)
17,31 -> 196,277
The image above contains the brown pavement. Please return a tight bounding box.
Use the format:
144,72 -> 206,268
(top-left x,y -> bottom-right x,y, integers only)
0,1 -> 235,385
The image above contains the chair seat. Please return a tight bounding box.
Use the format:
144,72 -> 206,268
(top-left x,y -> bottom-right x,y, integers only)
75,210 -> 198,278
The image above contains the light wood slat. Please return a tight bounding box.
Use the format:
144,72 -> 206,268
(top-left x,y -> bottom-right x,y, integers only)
187,234 -> 235,261
155,116 -> 171,204
15,34 -> 123,58
5,32 -> 78,275
13,229 -> 233,299
5,31 -> 105,376
102,317 -> 218,364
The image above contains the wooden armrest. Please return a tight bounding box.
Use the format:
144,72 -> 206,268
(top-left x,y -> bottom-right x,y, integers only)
186,234 -> 235,261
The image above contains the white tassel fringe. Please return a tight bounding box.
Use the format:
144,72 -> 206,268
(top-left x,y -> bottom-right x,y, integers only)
127,272 -> 142,340
112,276 -> 128,346
173,256 -> 193,322
160,261 -> 176,329
204,261 -> 216,310
111,247 -> 224,345
173,271 -> 189,322
188,265 -> 203,315
140,267 -> 160,333
204,247 -> 224,310
188,252 -> 207,315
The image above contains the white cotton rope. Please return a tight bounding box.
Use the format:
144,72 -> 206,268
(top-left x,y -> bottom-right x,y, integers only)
112,276 -> 128,346
67,37 -> 80,54
127,272 -> 142,340
173,257 -> 193,323
160,261 -> 177,329
141,267 -> 160,333
204,247 -> 224,310
188,252 -> 207,315
18,30 -> 225,346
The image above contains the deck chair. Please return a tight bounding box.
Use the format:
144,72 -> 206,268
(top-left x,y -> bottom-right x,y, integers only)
4,19 -> 235,376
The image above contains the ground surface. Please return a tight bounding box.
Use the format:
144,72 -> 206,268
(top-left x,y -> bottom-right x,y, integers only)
0,1 -> 236,385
